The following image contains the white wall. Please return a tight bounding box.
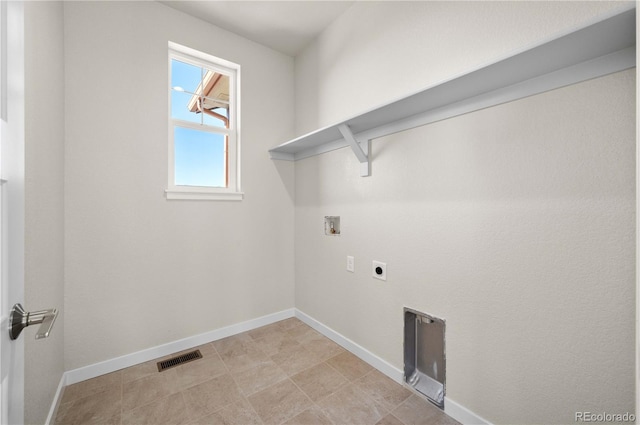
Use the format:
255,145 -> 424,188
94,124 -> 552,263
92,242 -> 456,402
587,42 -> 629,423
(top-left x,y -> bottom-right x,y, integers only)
63,1 -> 295,371
294,2 -> 635,424
24,2 -> 65,424
295,1 -> 632,134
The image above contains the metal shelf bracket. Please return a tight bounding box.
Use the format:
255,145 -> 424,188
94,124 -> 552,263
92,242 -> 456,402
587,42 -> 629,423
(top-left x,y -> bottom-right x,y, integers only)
338,123 -> 371,177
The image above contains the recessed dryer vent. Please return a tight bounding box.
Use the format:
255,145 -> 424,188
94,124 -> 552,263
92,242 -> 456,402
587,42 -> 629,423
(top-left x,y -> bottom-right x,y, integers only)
404,308 -> 445,408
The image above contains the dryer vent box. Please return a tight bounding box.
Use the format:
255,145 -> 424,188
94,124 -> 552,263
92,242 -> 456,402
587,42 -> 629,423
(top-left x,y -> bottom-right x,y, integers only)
404,308 -> 445,408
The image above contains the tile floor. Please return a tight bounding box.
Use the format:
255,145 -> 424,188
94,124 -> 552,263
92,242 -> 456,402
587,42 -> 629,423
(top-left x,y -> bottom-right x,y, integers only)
54,318 -> 460,425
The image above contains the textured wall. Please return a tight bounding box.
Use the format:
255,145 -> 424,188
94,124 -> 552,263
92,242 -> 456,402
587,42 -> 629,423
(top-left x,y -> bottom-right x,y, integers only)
293,2 -> 635,423
295,1 -> 631,134
24,2 -> 65,423
63,1 -> 295,370
295,70 -> 635,424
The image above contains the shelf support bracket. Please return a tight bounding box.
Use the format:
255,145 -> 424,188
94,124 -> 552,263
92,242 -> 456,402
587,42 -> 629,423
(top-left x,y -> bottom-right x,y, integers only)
338,124 -> 371,177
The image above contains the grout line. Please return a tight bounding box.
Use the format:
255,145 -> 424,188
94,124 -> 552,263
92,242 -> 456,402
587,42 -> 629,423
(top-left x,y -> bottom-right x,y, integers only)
322,358 -> 352,383
65,308 -> 296,386
285,376 -> 329,425
63,315 -> 463,425
178,392 -> 191,423
213,331 -> 267,425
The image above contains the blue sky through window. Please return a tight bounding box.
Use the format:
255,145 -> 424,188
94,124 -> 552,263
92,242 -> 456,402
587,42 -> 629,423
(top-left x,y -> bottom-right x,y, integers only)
174,127 -> 225,187
171,58 -> 229,188
171,59 -> 201,94
171,60 -> 202,124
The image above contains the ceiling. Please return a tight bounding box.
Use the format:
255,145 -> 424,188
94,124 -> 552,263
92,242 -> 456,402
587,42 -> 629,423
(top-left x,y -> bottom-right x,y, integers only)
161,1 -> 355,56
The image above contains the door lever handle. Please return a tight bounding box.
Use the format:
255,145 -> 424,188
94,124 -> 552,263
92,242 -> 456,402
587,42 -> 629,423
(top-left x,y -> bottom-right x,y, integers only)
9,303 -> 58,340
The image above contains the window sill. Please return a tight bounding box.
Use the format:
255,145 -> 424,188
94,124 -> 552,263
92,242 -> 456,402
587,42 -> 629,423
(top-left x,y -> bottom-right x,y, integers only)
165,189 -> 244,201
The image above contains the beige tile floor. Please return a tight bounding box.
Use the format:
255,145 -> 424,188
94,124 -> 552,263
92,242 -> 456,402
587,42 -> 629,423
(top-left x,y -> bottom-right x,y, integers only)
54,318 -> 460,425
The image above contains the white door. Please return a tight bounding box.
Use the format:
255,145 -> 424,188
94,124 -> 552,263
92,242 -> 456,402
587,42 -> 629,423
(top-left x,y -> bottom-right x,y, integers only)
0,2 -> 25,424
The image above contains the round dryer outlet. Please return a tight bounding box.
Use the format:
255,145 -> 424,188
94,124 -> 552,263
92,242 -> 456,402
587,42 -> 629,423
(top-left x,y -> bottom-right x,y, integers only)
372,261 -> 386,281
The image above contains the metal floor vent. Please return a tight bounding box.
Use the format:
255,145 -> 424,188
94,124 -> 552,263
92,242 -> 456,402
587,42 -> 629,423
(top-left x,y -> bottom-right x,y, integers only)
157,350 -> 202,372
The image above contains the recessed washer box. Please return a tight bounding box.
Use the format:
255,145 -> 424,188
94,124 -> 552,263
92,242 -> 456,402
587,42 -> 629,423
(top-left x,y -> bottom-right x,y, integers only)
404,308 -> 445,409
324,216 -> 340,235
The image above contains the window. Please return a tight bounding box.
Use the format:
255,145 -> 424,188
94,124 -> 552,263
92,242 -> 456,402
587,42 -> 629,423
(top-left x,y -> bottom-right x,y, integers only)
166,42 -> 241,200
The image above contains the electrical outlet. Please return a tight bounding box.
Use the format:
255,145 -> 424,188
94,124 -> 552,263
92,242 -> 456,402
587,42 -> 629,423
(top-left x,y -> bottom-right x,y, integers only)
347,256 -> 354,272
372,261 -> 386,281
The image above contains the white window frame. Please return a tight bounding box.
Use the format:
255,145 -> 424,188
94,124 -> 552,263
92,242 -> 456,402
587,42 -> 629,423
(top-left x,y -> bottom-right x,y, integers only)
166,42 -> 242,201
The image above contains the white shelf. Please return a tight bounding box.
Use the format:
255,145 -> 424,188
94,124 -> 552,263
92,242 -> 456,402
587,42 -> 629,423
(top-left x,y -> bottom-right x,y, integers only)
269,7 -> 636,177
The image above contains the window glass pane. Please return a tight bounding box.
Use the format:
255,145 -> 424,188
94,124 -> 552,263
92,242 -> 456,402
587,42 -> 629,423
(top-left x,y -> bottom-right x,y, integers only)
171,90 -> 202,124
171,59 -> 202,94
174,127 -> 226,188
203,106 -> 229,128
200,71 -> 230,128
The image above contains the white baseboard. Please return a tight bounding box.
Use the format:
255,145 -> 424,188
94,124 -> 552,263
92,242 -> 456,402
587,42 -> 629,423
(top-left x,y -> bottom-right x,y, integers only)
64,308 -> 295,385
294,309 -> 492,425
444,397 -> 493,425
45,373 -> 66,425
294,309 -> 404,383
56,307 -> 489,425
